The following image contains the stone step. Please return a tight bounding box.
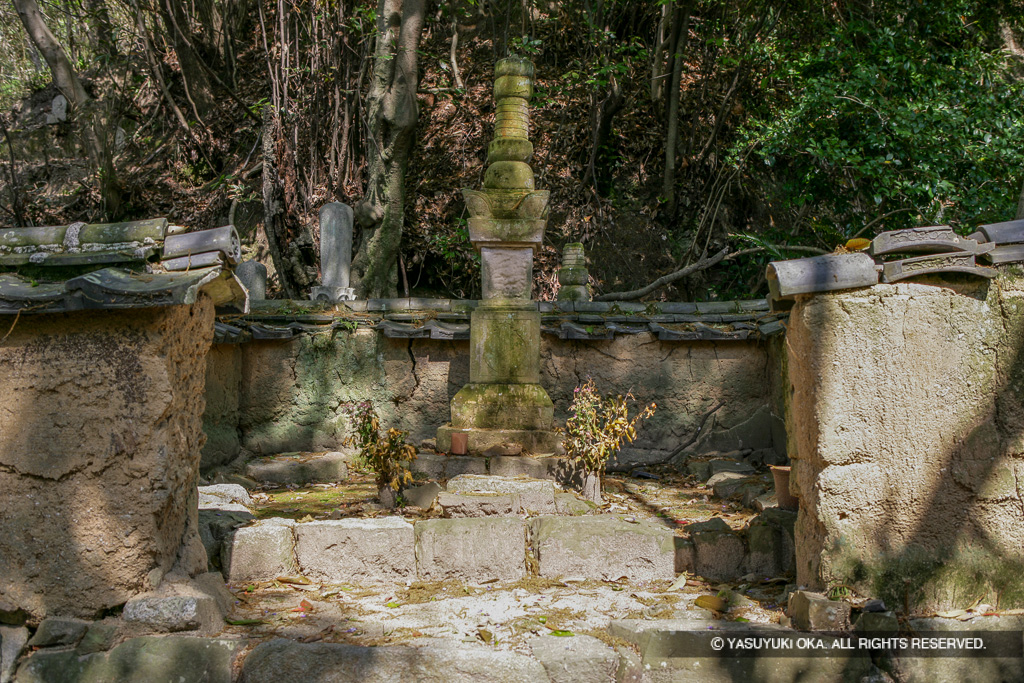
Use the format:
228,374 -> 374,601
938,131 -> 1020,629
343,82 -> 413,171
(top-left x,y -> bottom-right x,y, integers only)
607,618 -> 881,682
244,451 -> 352,485
221,513 -> 678,586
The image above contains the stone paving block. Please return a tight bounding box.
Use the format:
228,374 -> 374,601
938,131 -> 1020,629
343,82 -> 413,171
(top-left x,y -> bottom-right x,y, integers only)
240,639 -> 548,683
198,484 -> 253,509
222,520 -> 296,583
674,538 -> 695,573
532,515 -> 675,581
530,634 -> 619,683
412,452 -> 446,480
437,492 -> 516,518
295,517 -> 414,583
443,456 -> 488,478
404,482 -> 442,509
708,471 -> 757,499
15,636 -> 242,683
640,626 -> 876,682
745,508 -> 796,577
553,492 -> 593,516
687,518 -> 745,581
245,451 -> 350,485
447,475 -> 556,514
123,594 -> 221,633
415,518 -> 526,582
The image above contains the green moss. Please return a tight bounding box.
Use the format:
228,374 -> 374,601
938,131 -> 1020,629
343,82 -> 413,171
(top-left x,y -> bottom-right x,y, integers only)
829,540 -> 1024,611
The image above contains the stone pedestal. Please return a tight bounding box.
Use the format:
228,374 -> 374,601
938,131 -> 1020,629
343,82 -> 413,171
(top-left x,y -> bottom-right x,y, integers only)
787,275 -> 1024,611
436,56 -> 558,455
0,299 -> 215,619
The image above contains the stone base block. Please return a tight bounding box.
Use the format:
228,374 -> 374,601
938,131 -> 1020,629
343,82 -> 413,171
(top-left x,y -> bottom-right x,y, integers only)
437,425 -> 562,456
294,517 -> 414,583
415,518 -> 526,582
310,286 -> 355,302
531,516 -> 675,581
222,519 -> 297,583
437,493 -> 516,518
450,383 -> 554,431
489,454 -> 553,479
447,474 -> 556,514
688,519 -> 746,582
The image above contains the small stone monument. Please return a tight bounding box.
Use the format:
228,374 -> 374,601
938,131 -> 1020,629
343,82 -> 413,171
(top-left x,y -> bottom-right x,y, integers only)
436,56 -> 560,455
236,260 -> 267,301
311,202 -> 356,302
557,242 -> 590,301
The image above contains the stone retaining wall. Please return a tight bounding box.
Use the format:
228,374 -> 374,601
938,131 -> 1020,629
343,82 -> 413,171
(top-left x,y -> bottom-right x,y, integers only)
201,329 -> 786,470
786,271 -> 1024,611
0,298 -> 215,619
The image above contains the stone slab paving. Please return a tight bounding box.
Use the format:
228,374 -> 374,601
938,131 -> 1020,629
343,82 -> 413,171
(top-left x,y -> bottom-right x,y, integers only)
532,515 -> 675,581
415,518 -> 526,583
530,634 -> 620,683
14,636 -> 243,683
239,639 -> 549,683
245,451 -> 351,485
294,518 -> 415,583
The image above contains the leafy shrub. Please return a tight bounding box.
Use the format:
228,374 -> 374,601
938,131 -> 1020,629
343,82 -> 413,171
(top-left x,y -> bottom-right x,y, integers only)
343,401 -> 416,493
563,379 -> 656,476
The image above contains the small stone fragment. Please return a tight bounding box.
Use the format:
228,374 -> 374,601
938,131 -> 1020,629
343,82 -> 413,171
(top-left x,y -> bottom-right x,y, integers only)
788,590 -> 851,631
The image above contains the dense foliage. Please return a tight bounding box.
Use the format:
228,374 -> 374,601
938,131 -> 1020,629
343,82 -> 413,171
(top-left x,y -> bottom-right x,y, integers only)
2,0 -> 1023,299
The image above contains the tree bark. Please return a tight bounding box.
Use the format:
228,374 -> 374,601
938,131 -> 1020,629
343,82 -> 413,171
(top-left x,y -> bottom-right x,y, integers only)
1016,177 -> 1024,220
13,0 -> 121,218
661,1 -> 693,209
351,0 -> 426,299
262,108 -> 319,298
158,0 -> 216,117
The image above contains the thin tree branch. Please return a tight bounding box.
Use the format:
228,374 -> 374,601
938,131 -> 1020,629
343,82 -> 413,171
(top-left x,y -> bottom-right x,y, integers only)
595,247 -> 730,301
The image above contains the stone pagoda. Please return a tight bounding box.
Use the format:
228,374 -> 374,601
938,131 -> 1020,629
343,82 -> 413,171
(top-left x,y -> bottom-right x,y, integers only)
436,56 -> 560,455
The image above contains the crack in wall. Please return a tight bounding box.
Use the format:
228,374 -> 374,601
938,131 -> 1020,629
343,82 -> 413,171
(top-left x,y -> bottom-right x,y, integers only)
407,338 -> 421,396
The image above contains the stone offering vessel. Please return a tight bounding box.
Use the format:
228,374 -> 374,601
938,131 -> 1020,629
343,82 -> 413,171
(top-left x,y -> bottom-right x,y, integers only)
437,56 -> 560,455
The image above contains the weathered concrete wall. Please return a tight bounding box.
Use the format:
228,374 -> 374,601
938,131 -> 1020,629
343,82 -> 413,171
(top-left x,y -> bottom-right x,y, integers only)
0,298 -> 214,620
203,330 -> 779,466
787,272 -> 1024,611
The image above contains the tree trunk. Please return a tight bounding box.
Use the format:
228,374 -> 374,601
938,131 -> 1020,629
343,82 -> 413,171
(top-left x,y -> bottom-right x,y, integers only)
158,0 -> 216,117
262,108 -> 319,298
661,2 -> 693,209
351,0 -> 426,299
13,0 -> 121,218
1016,177 -> 1024,220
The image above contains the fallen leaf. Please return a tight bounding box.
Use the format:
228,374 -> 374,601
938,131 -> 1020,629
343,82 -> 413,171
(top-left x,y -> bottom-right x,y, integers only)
478,629 -> 493,643
226,618 -> 264,626
667,573 -> 690,592
386,601 -> 401,608
277,575 -> 312,585
549,630 -> 574,637
695,595 -> 728,612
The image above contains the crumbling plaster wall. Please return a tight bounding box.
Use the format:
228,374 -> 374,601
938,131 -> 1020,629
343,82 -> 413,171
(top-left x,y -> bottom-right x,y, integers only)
0,298 -> 214,620
202,330 -> 780,469
787,271 -> 1024,611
